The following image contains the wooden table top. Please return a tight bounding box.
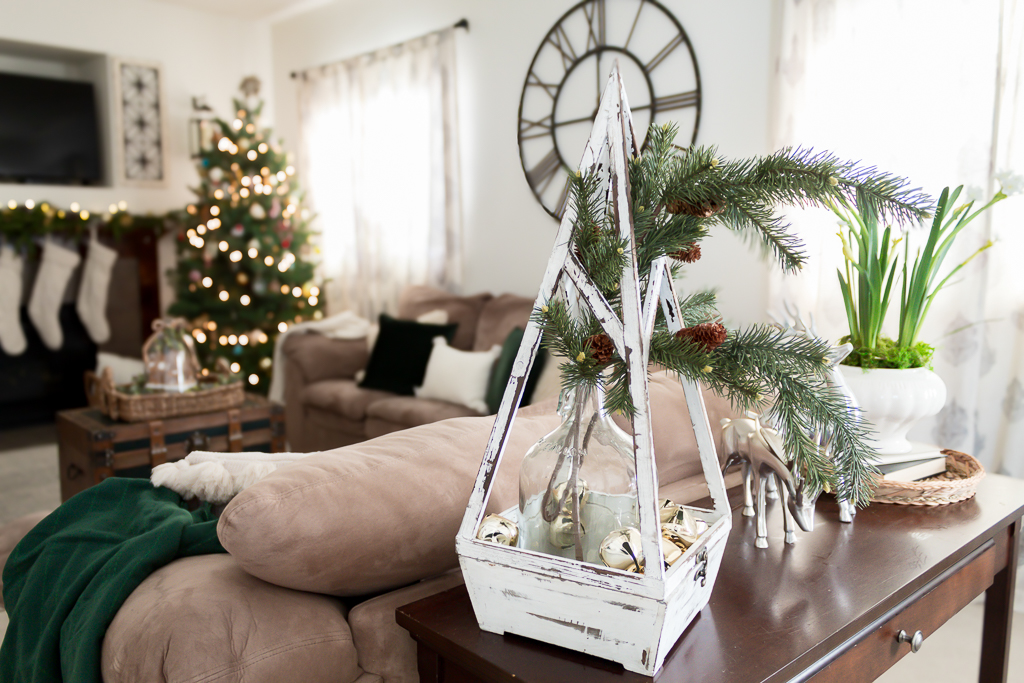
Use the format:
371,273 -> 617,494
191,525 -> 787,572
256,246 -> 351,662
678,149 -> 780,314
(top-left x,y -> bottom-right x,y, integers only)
398,474 -> 1024,682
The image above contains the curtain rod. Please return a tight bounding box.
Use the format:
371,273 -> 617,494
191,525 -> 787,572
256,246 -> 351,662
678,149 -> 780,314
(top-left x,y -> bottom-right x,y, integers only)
290,18 -> 469,80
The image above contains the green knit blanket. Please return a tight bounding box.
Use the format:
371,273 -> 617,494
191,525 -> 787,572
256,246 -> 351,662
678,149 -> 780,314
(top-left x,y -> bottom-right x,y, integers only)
0,478 -> 225,683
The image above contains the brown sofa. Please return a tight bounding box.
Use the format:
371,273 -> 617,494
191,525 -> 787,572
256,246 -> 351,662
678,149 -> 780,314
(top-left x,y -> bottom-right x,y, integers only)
283,285 -> 540,453
0,372 -> 742,683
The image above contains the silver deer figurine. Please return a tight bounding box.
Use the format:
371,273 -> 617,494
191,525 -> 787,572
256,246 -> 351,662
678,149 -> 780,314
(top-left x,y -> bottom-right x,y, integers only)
722,303 -> 862,548
769,302 -> 860,524
721,412 -> 817,548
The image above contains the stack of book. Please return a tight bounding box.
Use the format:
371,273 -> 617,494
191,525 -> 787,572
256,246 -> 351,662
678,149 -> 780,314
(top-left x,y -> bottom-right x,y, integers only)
875,443 -> 948,482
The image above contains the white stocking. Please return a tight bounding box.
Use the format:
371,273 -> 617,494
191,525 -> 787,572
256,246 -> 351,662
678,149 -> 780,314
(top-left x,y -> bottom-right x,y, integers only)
76,237 -> 117,344
0,246 -> 26,355
28,242 -> 81,351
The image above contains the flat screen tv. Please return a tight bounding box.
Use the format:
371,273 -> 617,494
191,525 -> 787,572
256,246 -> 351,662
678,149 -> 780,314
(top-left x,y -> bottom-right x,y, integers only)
0,72 -> 102,185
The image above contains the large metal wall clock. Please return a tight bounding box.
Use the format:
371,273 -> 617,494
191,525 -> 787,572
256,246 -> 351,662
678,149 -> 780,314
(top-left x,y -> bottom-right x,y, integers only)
518,0 -> 701,218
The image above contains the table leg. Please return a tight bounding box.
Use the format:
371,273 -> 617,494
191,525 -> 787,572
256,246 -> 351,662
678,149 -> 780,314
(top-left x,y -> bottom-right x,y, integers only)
980,516 -> 1022,683
418,642 -> 442,683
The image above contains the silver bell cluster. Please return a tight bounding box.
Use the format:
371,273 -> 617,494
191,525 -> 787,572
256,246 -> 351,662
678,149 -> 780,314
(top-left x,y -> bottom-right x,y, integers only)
597,499 -> 709,573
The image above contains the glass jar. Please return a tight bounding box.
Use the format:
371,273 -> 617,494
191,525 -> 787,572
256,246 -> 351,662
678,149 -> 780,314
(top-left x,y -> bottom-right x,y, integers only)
518,383 -> 638,564
142,318 -> 201,393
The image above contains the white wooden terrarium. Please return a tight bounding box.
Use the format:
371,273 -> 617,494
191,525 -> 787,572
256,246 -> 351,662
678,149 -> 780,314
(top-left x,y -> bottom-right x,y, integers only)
455,65 -> 731,676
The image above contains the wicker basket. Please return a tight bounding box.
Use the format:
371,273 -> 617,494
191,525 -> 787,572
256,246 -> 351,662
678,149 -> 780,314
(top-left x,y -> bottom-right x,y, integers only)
870,450 -> 985,506
88,366 -> 245,422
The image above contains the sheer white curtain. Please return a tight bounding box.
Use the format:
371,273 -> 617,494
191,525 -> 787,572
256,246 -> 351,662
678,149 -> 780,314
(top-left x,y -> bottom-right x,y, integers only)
297,28 -> 462,319
770,0 -> 1024,474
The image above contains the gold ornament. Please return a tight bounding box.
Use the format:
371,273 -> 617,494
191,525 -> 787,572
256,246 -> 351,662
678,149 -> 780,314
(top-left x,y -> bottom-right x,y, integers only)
660,523 -> 693,551
237,273 -> 249,285
600,527 -> 644,573
476,513 -> 520,546
659,499 -> 682,524
661,536 -> 683,567
661,511 -> 707,551
549,512 -> 584,549
550,479 -> 589,514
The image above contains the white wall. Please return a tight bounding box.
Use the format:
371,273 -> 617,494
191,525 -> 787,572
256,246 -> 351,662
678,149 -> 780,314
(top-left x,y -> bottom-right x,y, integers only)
270,0 -> 776,325
0,0 -> 274,310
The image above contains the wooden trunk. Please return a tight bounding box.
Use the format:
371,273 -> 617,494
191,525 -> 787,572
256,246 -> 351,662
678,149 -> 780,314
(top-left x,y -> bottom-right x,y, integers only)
456,65 -> 730,675
56,394 -> 285,502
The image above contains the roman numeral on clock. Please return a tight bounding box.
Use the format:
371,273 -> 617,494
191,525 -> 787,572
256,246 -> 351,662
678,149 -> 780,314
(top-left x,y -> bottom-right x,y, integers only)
584,0 -> 606,51
527,148 -> 566,194
646,34 -> 684,71
526,72 -> 559,100
546,25 -> 578,71
519,114 -> 554,140
554,177 -> 572,218
634,89 -> 700,114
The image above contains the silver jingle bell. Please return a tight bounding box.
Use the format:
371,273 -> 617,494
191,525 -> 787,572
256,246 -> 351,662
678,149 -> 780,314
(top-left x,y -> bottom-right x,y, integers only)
548,512 -> 584,549
476,513 -> 520,546
551,478 -> 589,513
659,499 -> 682,524
599,526 -> 644,573
667,507 -> 708,537
661,535 -> 684,567
661,522 -> 697,551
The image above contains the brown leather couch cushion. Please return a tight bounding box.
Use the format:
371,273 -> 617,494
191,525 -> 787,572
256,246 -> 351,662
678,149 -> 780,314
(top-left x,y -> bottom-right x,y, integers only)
397,285 -> 492,351
347,571 -> 465,683
303,379 -> 394,421
283,334 -> 371,384
219,410 -> 561,597
472,293 -> 535,352
101,554 -> 362,683
364,395 -> 482,428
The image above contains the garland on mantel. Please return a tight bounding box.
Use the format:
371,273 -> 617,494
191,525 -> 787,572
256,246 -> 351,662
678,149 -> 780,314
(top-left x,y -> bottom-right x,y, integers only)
0,200 -> 176,255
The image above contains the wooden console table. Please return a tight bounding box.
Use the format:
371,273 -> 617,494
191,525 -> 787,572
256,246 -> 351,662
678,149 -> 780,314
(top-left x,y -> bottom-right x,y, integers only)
398,474 -> 1024,682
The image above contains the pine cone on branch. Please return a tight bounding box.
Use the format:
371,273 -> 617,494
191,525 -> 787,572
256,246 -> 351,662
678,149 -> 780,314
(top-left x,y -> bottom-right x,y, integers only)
675,322 -> 728,352
665,198 -> 725,218
585,333 -> 615,365
669,244 -> 702,263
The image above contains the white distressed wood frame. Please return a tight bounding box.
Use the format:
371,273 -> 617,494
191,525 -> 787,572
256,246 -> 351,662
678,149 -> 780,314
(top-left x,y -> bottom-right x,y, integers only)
456,64 -> 732,675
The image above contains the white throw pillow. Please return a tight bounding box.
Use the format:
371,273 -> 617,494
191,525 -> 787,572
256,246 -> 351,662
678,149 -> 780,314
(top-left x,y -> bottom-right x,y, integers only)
414,336 -> 501,413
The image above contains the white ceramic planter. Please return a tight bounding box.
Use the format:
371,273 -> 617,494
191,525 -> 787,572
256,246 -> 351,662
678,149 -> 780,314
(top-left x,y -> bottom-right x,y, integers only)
838,366 -> 947,454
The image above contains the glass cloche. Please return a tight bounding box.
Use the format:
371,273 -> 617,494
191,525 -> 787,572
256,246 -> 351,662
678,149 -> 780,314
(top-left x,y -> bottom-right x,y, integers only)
142,318 -> 201,393
518,382 -> 639,564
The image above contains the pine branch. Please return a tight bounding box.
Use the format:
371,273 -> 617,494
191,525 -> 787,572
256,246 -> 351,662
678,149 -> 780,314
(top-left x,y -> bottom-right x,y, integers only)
677,290 -> 718,327
718,199 -> 807,273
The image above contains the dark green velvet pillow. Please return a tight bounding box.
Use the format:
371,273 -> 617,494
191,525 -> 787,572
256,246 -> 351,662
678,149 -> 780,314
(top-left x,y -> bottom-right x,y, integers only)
485,327 -> 548,414
359,314 -> 458,395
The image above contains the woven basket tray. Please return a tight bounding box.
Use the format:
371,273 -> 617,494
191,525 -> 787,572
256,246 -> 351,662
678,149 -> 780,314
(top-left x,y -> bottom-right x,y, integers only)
870,450 -> 985,506
87,366 -> 245,422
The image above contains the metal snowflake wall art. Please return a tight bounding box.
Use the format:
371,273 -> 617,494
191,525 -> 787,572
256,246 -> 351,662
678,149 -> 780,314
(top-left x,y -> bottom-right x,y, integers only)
118,62 -> 164,182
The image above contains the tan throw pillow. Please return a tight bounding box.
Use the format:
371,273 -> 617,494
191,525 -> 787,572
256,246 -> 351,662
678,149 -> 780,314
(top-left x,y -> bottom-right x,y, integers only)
414,337 -> 501,412
217,411 -> 561,596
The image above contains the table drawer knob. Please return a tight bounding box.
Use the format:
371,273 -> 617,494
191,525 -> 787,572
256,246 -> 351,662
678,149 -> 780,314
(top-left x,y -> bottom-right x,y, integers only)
897,629 -> 924,653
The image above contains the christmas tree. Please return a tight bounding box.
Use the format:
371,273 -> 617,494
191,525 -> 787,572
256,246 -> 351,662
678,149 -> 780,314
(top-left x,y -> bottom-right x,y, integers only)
168,78 -> 321,393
